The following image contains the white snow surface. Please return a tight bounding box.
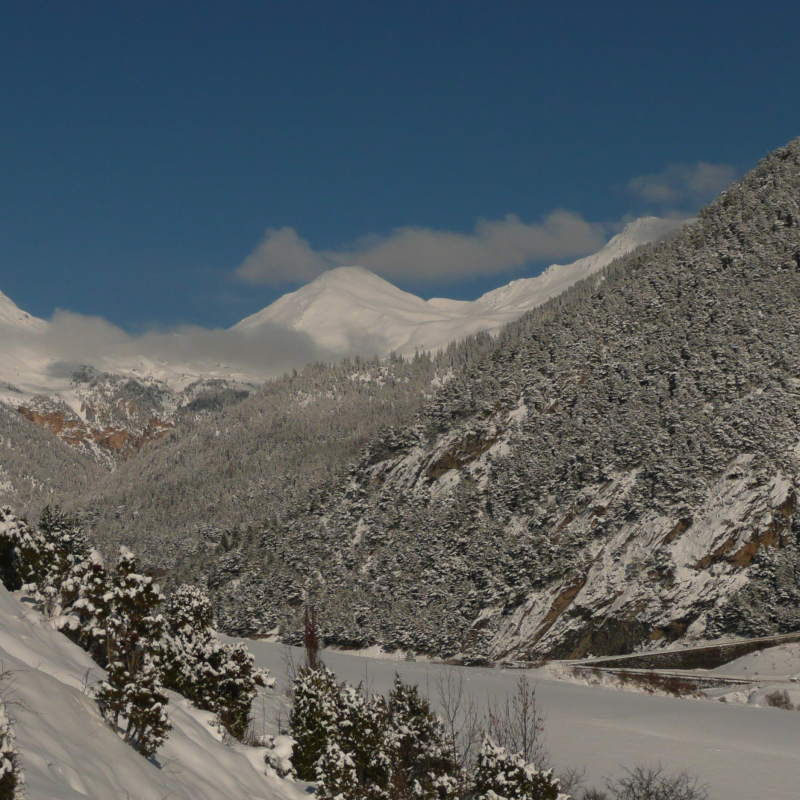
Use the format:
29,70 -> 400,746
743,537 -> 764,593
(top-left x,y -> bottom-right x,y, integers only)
228,638 -> 800,800
0,586 -> 306,800
234,217 -> 690,357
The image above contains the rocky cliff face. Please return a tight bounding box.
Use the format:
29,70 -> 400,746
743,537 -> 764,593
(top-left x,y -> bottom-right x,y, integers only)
212,139 -> 800,660
13,373 -> 251,466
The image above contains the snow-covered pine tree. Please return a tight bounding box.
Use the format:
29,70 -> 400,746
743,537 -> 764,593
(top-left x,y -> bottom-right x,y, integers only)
316,740 -> 362,800
163,584 -> 215,701
0,506 -> 44,592
0,695 -> 22,800
472,737 -> 564,800
122,655 -> 172,758
162,583 -> 269,740
57,548 -> 110,660
386,675 -> 458,800
94,547 -> 172,756
290,665 -> 340,780
34,505 -> 91,616
329,685 -> 391,800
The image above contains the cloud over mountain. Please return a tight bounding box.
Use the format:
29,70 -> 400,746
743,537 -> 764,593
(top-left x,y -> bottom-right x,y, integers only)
236,211 -> 606,287
627,161 -> 738,206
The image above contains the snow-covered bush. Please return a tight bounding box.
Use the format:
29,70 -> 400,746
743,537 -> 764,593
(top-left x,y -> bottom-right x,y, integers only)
163,584 -> 271,740
316,740 -> 362,800
34,506 -> 91,616
473,737 -> 564,800
386,675 -> 457,800
92,547 -> 173,757
0,697 -> 22,800
290,665 -> 340,780
0,506 -> 44,592
316,685 -> 391,800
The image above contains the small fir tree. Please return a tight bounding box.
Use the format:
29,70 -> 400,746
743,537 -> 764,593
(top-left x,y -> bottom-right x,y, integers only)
34,506 -> 91,616
387,675 -> 457,800
0,697 -> 22,800
163,584 -> 269,740
290,665 -> 340,780
333,686 -> 391,800
316,740 -> 363,800
0,506 -> 44,592
122,656 -> 172,758
94,547 -> 172,755
473,737 -> 562,800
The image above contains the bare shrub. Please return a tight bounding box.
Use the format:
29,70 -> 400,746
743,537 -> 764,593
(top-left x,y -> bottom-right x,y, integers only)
604,764 -> 709,800
765,689 -> 795,710
486,674 -> 549,770
614,671 -> 702,698
435,666 -> 483,780
583,789 -> 610,800
557,765 -> 587,797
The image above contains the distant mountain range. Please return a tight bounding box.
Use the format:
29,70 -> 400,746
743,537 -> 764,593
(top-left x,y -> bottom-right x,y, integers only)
235,216 -> 688,356
0,216 -> 686,460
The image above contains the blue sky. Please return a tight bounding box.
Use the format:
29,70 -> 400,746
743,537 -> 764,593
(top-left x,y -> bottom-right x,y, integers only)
1,1 -> 798,331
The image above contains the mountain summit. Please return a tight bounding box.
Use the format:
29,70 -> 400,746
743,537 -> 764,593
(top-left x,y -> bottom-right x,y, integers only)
234,216 -> 688,357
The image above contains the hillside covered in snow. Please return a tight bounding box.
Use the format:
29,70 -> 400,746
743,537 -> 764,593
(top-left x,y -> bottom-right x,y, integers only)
194,139 -> 800,661
0,582 -> 305,800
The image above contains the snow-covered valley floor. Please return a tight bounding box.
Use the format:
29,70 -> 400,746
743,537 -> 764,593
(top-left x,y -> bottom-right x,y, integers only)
232,637 -> 800,800
3,576 -> 798,800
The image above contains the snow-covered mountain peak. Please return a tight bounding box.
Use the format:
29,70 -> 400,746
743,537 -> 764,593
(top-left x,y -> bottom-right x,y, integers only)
0,288 -> 47,333
475,215 -> 688,313
234,216 -> 691,357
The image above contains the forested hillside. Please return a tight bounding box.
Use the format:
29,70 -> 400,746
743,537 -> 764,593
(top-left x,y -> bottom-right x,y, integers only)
64,342 -> 495,579
203,139 -> 800,659
0,403 -> 104,515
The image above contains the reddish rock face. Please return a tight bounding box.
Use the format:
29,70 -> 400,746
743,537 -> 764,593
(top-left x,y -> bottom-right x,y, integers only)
17,403 -> 173,460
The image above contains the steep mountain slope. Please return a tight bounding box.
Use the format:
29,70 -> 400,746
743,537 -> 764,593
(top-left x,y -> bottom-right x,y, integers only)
211,139 -> 800,659
0,288 -> 46,333
234,217 -> 686,357
62,345 -> 495,583
0,402 -> 104,518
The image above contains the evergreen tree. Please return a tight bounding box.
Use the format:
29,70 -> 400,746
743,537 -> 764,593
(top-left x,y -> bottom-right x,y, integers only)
163,583 -> 268,740
290,665 -> 340,780
58,548 -> 110,660
35,506 -> 90,616
0,506 -> 44,592
333,686 -> 391,800
94,547 -> 172,756
0,697 -> 21,800
122,656 -> 172,758
473,737 -> 562,800
387,675 -> 457,800
315,740 -> 362,800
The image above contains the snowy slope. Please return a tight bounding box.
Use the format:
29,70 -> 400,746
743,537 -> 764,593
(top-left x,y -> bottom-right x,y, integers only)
235,217 -> 690,357
0,585 -> 304,800
0,289 -> 47,334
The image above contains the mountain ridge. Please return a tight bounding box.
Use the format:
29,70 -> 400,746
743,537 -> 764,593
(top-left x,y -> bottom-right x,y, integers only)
234,216 -> 689,357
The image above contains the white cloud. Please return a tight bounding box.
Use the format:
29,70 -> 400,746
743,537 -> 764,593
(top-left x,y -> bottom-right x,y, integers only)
627,162 -> 738,206
235,211 -> 606,287
236,227 -> 329,285
4,310 -> 335,384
